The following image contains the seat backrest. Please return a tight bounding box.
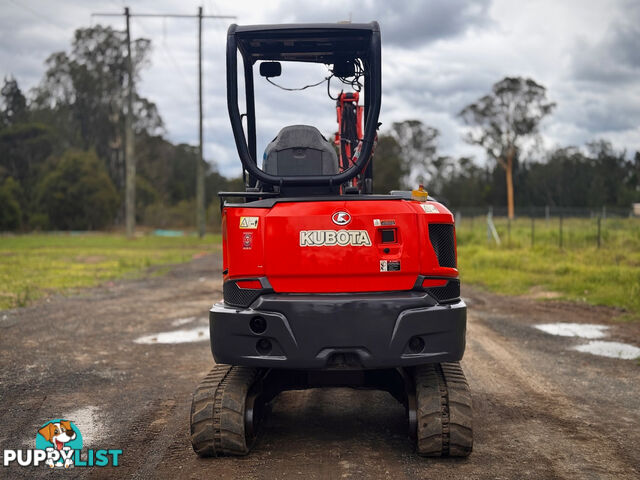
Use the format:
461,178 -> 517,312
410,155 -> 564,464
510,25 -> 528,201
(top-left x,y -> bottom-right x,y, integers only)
262,125 -> 339,176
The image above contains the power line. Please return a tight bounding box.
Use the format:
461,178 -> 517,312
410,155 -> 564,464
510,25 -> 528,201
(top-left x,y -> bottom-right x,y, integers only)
92,12 -> 235,19
91,7 -> 236,238
207,1 -> 230,29
90,7 -> 195,92
130,16 -> 195,92
7,0 -> 67,32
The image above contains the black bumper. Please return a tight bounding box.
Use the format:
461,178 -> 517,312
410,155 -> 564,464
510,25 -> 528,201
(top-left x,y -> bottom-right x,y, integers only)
210,291 -> 466,370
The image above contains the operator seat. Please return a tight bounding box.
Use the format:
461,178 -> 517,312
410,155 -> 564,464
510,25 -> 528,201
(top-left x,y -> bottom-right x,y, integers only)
262,125 -> 339,176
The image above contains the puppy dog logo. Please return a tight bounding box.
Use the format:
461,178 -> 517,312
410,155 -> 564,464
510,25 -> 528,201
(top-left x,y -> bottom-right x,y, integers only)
36,419 -> 82,468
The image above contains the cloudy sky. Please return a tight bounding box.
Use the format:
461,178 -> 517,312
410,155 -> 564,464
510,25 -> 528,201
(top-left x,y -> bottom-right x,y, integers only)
1,0 -> 639,177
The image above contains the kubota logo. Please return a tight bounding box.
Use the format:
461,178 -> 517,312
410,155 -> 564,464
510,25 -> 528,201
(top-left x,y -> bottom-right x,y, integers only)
300,230 -> 371,247
332,211 -> 351,225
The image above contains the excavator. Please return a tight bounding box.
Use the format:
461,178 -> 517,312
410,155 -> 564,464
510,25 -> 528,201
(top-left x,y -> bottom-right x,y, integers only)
190,22 -> 472,457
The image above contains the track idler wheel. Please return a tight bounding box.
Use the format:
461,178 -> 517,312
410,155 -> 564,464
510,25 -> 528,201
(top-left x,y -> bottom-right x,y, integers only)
190,364 -> 263,457
412,362 -> 473,457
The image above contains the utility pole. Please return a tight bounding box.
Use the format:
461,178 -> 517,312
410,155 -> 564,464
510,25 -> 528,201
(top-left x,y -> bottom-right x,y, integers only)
124,7 -> 135,238
91,7 -> 236,237
197,6 -> 205,237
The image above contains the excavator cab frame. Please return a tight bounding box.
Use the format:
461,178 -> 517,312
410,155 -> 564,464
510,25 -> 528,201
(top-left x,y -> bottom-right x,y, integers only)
226,22 -> 380,193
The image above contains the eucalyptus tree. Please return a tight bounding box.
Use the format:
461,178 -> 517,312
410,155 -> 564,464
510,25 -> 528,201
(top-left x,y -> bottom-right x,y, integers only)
460,77 -> 555,218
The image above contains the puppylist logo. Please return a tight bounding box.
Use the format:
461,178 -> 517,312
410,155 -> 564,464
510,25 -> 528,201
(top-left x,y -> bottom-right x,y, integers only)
2,419 -> 122,469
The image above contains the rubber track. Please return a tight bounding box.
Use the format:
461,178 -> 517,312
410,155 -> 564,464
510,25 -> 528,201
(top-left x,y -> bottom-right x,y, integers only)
190,364 -> 259,457
415,362 -> 473,457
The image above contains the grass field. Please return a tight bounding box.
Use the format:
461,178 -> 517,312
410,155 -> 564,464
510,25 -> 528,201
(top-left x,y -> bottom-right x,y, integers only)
0,233 -> 220,310
456,217 -> 640,320
2,219 -> 639,320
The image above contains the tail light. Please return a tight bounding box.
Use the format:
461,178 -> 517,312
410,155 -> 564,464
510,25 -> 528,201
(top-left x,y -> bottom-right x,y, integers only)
417,277 -> 460,304
223,278 -> 272,307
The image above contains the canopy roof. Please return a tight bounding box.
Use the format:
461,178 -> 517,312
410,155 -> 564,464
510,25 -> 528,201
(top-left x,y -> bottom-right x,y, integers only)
231,23 -> 378,63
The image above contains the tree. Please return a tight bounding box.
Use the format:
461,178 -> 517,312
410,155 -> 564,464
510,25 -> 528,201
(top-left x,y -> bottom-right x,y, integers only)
390,120 -> 442,189
1,77 -> 27,127
371,134 -> 405,194
0,122 -> 55,188
35,149 -> 119,230
459,77 -> 555,218
0,177 -> 22,230
32,26 -> 163,186
438,157 -> 491,207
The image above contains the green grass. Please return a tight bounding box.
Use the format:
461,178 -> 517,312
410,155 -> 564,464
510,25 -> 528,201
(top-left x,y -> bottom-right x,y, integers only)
3,218 -> 640,320
457,217 -> 640,320
0,232 -> 221,310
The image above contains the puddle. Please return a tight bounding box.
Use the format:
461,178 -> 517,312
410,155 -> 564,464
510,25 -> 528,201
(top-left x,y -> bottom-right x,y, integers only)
64,406 -> 102,446
573,341 -> 640,360
171,316 -> 196,327
134,326 -> 209,344
534,323 -> 609,339
534,322 -> 640,360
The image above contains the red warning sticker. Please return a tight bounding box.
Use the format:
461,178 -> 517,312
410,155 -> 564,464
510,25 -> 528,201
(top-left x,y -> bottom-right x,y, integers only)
242,232 -> 253,249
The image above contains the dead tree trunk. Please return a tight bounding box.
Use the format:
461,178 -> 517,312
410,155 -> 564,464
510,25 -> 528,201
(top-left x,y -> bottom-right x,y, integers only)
505,148 -> 515,220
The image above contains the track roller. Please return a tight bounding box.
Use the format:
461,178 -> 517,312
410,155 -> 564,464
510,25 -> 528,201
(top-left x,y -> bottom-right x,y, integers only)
412,362 -> 473,457
190,364 -> 264,457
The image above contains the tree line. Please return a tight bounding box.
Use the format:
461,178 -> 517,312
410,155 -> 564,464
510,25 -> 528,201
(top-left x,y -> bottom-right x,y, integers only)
374,122 -> 639,212
1,25 -> 638,231
0,26 -> 239,231
373,77 -> 639,214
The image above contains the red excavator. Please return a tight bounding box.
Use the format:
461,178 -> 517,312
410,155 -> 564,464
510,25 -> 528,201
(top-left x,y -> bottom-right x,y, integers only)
190,22 -> 472,458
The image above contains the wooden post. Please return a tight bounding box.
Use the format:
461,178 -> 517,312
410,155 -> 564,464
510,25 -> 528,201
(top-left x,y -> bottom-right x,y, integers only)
91,8 -> 235,237
531,216 -> 535,247
124,7 -> 136,238
545,205 -> 550,226
559,214 -> 563,249
196,6 -> 205,238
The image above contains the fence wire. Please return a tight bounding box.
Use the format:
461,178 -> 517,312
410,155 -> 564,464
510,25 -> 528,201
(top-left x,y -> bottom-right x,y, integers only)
455,206 -> 640,250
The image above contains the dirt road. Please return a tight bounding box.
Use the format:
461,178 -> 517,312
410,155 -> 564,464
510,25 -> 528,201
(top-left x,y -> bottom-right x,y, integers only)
1,254 -> 638,479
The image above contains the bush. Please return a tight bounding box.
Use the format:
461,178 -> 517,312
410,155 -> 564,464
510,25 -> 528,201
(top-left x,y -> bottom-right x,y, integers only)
35,149 -> 120,230
142,200 -> 195,229
0,177 -> 22,230
136,176 -> 160,217
207,200 -> 222,232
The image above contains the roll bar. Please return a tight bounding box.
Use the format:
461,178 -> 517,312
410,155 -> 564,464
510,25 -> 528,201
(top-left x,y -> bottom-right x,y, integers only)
226,23 -> 381,187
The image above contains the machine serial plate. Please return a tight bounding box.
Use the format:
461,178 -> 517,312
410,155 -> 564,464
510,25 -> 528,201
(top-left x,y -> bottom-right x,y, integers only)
380,260 -> 401,272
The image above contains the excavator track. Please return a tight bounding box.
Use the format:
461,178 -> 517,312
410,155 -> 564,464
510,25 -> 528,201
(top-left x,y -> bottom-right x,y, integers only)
190,364 -> 262,457
413,362 -> 473,457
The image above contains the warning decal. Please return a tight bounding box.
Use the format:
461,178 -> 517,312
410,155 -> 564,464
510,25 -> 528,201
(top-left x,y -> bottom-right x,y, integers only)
373,219 -> 396,226
380,260 -> 401,272
239,217 -> 259,229
420,204 -> 439,214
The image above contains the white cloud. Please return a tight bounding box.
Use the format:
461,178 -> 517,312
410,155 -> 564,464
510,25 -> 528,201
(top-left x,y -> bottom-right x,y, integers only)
1,0 -> 639,179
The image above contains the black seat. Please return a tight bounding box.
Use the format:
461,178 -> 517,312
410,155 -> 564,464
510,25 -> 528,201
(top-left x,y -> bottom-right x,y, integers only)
262,125 -> 339,176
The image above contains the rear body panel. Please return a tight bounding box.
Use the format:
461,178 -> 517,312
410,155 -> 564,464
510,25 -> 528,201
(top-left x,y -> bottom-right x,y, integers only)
222,197 -> 458,293
212,195 -> 465,370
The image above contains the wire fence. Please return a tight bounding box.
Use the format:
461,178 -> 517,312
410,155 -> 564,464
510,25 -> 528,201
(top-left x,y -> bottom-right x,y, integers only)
454,206 -> 640,250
